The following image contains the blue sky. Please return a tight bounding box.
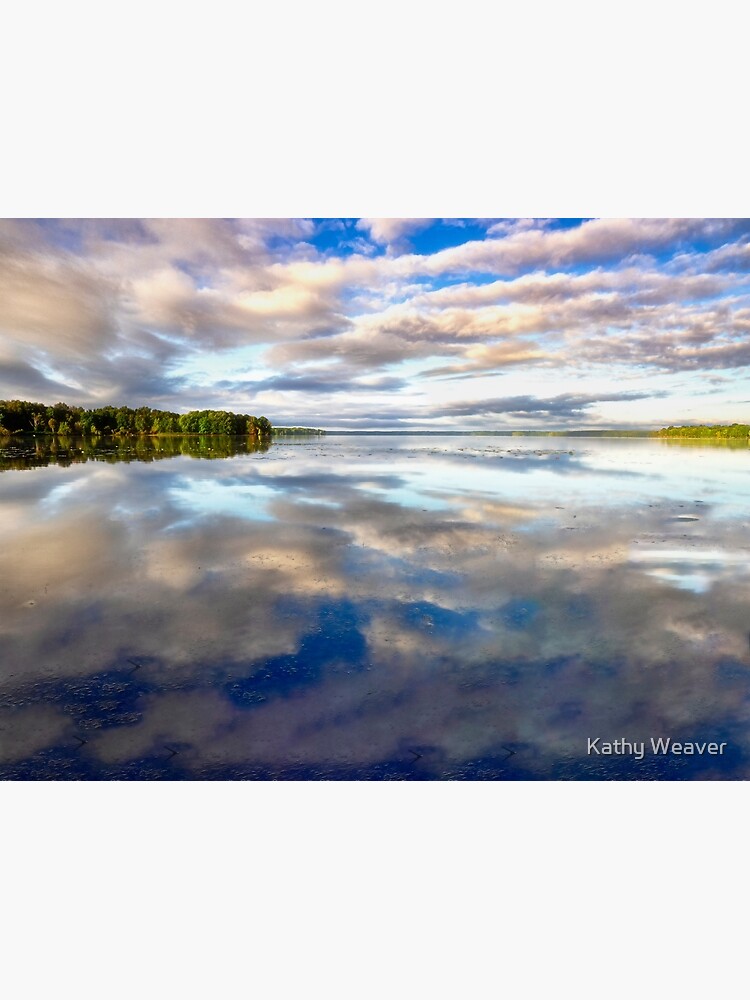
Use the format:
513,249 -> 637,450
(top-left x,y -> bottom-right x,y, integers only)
1,217 -> 749,429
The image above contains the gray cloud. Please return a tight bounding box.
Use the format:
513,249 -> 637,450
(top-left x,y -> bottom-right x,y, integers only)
435,391 -> 659,420
0,243 -> 120,356
223,373 -> 408,395
0,356 -> 82,401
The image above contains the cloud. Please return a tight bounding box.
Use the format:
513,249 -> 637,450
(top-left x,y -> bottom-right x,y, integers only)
1,218 -> 749,424
356,218 -> 436,248
435,391 -> 657,421
673,238 -> 750,274
267,329 -> 443,370
0,241 -> 120,356
268,261 -> 750,381
398,218 -> 750,278
219,373 -> 408,395
485,218 -> 551,237
0,355 -> 82,401
408,266 -> 738,310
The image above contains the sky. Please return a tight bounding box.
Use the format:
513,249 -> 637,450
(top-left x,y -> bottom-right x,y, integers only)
1,217 -> 749,430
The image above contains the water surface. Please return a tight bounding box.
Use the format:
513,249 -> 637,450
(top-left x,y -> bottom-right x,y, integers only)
1,434 -> 749,779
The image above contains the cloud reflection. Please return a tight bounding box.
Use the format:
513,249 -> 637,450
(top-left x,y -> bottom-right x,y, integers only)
1,435 -> 749,779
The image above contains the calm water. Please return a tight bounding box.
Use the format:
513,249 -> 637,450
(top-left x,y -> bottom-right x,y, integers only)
1,434 -> 749,780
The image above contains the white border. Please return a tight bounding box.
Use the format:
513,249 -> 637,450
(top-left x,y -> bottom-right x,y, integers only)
2,3 -> 748,997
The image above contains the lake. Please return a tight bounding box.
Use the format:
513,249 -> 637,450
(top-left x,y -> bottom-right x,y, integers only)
1,433 -> 749,779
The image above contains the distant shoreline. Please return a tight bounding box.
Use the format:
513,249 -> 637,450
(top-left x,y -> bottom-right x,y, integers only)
1,398 -> 747,441
3,428 -> 748,441
322,429 -> 653,437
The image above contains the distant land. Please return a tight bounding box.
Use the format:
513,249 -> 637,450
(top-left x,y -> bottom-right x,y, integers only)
272,426 -> 326,436
325,429 -> 653,437
1,399 -> 747,441
327,425 -> 749,438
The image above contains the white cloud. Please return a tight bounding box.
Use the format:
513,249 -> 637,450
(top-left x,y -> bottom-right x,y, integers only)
356,218 -> 435,247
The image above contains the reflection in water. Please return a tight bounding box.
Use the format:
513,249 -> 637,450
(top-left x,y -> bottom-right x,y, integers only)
0,433 -> 269,471
1,434 -> 749,780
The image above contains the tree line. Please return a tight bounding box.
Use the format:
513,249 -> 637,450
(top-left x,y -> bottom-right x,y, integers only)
0,399 -> 272,439
272,426 -> 326,436
656,423 -> 750,439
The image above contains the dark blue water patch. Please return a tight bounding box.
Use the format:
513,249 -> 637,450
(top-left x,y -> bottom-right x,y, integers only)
0,667 -> 155,731
587,657 -> 620,679
438,752 -> 527,781
97,750 -> 196,780
0,747 -> 436,781
400,564 -> 465,592
674,725 -> 746,776
716,658 -> 750,684
0,745 -> 96,780
224,599 -> 369,709
549,700 -> 584,725
230,742 -> 526,781
0,743 -> 197,781
399,600 -> 480,638
496,663 -> 525,686
501,598 -> 540,629
161,746 -> 526,781
194,760 -> 433,781
543,655 -> 580,676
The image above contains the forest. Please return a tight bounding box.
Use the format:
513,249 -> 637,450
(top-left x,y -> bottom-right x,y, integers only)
656,423 -> 750,439
0,399 -> 272,440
